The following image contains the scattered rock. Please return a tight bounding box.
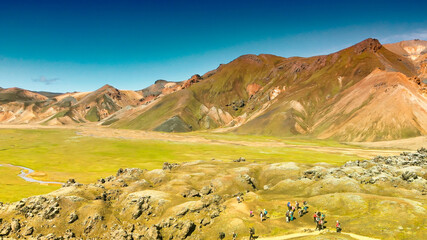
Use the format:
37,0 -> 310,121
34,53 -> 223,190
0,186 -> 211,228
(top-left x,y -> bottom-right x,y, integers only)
68,212 -> 78,224
163,162 -> 180,171
242,174 -> 257,189
0,222 -> 11,236
10,218 -> 20,232
200,185 -> 213,195
23,226 -> 34,236
233,157 -> 246,162
62,179 -> 82,187
402,171 -> 418,182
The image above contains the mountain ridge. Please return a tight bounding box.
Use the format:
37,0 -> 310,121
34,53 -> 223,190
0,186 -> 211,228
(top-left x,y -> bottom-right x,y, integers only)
1,38 -> 426,141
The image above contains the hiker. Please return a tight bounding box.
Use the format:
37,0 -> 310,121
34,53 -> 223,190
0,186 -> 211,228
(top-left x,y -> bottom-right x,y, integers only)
290,210 -> 294,221
249,210 -> 253,217
287,201 -> 292,210
286,210 -> 290,223
336,220 -> 342,233
298,208 -> 303,217
319,219 -> 324,230
315,216 -> 321,230
313,212 -> 317,223
237,196 -> 241,203
321,213 -> 325,221
232,232 -> 237,240
249,227 -> 255,240
219,232 -> 225,239
315,217 -> 322,231
295,201 -> 300,210
260,211 -> 263,221
263,209 -> 268,219
303,200 -> 307,206
303,205 -> 308,214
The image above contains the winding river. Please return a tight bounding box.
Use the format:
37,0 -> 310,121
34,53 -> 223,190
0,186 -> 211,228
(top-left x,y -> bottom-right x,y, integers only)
0,163 -> 63,185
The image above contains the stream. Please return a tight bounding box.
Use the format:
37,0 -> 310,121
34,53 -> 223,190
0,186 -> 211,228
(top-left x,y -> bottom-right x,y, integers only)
0,163 -> 63,185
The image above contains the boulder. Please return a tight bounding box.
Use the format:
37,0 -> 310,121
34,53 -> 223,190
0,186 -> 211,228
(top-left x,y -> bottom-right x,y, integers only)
10,218 -> 20,232
402,171 -> 418,182
68,212 -> 78,224
23,226 -> 34,236
64,229 -> 75,239
0,222 -> 11,236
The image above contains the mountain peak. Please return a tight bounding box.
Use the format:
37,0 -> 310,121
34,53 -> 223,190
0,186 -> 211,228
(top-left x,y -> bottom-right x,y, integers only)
98,84 -> 117,91
353,38 -> 382,54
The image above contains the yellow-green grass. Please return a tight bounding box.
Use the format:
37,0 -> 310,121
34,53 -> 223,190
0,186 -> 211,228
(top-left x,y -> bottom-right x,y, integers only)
0,165 -> 59,202
0,128 -> 361,202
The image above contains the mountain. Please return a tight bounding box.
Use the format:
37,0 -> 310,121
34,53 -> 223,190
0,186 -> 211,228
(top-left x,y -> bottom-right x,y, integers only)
0,38 -> 426,141
0,87 -> 48,104
35,91 -> 63,98
113,38 -> 426,141
384,39 -> 427,82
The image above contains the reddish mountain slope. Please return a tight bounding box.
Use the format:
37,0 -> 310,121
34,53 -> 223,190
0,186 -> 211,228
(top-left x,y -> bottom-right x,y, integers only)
0,38 -> 426,141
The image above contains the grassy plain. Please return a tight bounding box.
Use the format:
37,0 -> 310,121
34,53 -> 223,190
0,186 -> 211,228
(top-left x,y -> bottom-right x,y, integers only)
0,127 -> 375,202
0,165 -> 58,202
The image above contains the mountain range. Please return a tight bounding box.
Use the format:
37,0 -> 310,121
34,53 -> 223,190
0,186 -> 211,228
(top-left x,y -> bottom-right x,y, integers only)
1,38 -> 426,141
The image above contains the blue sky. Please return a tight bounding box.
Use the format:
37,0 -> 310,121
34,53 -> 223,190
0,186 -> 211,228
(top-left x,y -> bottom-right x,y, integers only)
0,0 -> 426,92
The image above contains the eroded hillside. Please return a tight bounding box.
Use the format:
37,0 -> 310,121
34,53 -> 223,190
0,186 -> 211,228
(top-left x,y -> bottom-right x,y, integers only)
1,39 -> 426,141
0,150 -> 426,239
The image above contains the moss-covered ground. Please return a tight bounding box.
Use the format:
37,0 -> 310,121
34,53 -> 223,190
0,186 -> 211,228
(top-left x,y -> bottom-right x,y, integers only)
0,128 -> 370,202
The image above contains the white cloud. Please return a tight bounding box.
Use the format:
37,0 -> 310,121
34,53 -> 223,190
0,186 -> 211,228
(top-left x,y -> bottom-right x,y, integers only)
381,29 -> 427,43
33,76 -> 59,85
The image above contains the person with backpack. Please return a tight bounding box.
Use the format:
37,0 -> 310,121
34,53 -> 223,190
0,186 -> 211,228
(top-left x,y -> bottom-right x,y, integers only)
286,210 -> 290,223
287,201 -> 292,210
290,210 -> 294,221
313,212 -> 317,223
319,219 -> 324,230
263,209 -> 268,219
237,196 -> 241,203
295,201 -> 300,210
298,208 -> 303,217
303,205 -> 308,214
336,220 -> 342,233
260,211 -> 263,221
316,216 -> 321,230
249,210 -> 253,217
249,227 -> 255,240
321,213 -> 326,223
232,232 -> 237,239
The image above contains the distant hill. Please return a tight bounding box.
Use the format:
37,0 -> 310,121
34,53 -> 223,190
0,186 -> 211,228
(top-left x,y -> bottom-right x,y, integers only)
0,38 -> 426,141
0,87 -> 48,104
35,91 -> 63,98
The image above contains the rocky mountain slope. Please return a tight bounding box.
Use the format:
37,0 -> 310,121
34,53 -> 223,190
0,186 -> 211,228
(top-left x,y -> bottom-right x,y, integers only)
0,39 -> 426,141
0,149 -> 426,239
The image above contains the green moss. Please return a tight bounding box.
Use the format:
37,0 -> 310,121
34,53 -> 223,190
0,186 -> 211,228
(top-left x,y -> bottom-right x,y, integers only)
85,106 -> 100,122
0,128 -> 361,202
101,117 -> 119,125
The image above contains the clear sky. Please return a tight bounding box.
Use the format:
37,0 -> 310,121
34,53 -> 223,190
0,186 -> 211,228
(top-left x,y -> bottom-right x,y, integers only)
0,0 -> 426,92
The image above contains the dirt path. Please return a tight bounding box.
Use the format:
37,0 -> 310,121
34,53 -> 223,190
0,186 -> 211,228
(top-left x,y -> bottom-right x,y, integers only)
257,231 -> 380,240
347,136 -> 427,151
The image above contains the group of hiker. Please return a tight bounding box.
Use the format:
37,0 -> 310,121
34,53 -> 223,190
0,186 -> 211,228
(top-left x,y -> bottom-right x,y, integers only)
285,200 -> 309,222
230,198 -> 342,239
313,211 -> 326,230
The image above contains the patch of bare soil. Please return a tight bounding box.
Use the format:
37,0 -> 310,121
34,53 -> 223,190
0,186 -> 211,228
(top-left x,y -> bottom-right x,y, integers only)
347,136 -> 427,151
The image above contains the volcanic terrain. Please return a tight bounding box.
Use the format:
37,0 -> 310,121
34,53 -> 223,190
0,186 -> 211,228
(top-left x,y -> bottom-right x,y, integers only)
0,39 -> 426,142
